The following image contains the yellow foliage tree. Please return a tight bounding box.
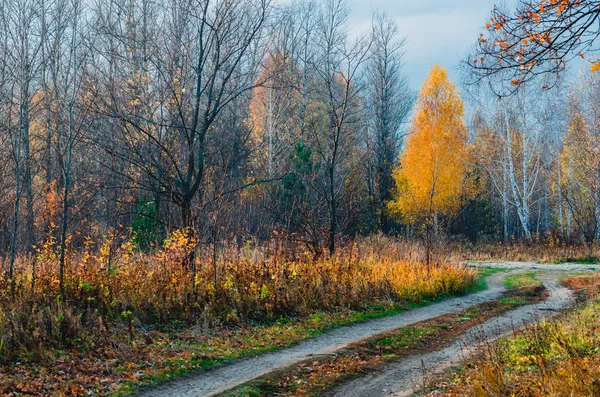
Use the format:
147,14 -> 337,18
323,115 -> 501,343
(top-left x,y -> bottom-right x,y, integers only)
557,107 -> 600,245
247,52 -> 302,177
388,65 -> 470,260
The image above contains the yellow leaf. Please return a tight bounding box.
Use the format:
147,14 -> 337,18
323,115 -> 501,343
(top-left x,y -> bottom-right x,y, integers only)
591,62 -> 600,73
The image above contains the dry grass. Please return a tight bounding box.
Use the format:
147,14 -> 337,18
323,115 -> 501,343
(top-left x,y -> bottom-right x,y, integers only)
445,240 -> 600,264
0,233 -> 475,367
355,235 -> 600,265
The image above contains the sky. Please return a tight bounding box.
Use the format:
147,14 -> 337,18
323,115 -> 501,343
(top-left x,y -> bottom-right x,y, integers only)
346,0 -> 504,91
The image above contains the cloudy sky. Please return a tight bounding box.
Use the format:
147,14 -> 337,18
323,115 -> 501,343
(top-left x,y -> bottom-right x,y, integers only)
346,0 -> 505,90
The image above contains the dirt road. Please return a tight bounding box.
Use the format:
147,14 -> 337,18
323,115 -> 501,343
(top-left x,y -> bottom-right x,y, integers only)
135,263 -> 600,397
327,271 -> 576,397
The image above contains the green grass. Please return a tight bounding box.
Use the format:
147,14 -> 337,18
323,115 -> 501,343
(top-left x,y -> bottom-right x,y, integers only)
499,296 -> 527,306
368,327 -> 435,349
472,267 -> 509,291
504,273 -> 542,290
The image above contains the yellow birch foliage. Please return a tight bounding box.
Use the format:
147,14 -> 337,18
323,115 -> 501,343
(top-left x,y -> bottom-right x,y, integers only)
557,109 -> 600,235
388,65 -> 470,224
247,52 -> 302,161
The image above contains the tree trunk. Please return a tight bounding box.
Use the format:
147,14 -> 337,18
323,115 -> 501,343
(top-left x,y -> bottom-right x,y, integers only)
557,153 -> 565,238
433,212 -> 440,242
425,222 -> 431,265
328,166 -> 337,256
21,102 -> 35,255
9,129 -> 22,283
59,100 -> 74,296
181,198 -> 192,230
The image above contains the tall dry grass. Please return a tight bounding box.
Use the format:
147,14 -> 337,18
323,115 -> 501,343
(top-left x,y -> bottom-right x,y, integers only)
410,236 -> 600,264
0,233 -> 476,362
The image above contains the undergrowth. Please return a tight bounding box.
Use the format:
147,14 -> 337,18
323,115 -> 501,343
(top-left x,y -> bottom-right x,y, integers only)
0,234 -> 477,396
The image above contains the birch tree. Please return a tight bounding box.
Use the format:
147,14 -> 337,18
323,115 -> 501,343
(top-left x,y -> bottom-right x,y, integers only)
389,65 -> 470,263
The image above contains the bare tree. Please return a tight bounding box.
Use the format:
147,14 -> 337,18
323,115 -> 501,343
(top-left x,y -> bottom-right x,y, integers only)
367,11 -> 413,233
57,0 -> 89,293
2,0 -> 44,278
91,0 -> 271,234
310,0 -> 371,254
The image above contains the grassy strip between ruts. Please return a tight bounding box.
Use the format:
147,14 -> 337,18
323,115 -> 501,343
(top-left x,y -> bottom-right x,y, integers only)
503,272 -> 542,290
420,274 -> 600,397
219,285 -> 546,397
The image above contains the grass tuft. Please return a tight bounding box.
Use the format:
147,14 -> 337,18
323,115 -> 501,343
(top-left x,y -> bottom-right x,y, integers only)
503,272 -> 542,290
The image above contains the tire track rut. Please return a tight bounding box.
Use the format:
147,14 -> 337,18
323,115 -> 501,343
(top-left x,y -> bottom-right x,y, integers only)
136,263 -> 600,397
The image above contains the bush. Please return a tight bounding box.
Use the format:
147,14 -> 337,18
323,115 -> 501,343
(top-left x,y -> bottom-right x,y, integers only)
0,293 -> 86,362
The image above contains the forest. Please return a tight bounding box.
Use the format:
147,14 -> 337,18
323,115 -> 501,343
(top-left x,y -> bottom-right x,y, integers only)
2,0 -> 600,395
4,0 -> 600,272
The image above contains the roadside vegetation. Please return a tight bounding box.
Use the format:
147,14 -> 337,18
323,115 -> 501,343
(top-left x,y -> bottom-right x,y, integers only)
1,230 -> 595,396
442,241 -> 600,265
0,235 -> 476,396
424,275 -> 600,397
544,256 -> 600,265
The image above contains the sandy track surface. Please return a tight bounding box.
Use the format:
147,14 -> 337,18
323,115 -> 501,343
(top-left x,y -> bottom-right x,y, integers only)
328,271 -> 576,397
135,263 -> 599,397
